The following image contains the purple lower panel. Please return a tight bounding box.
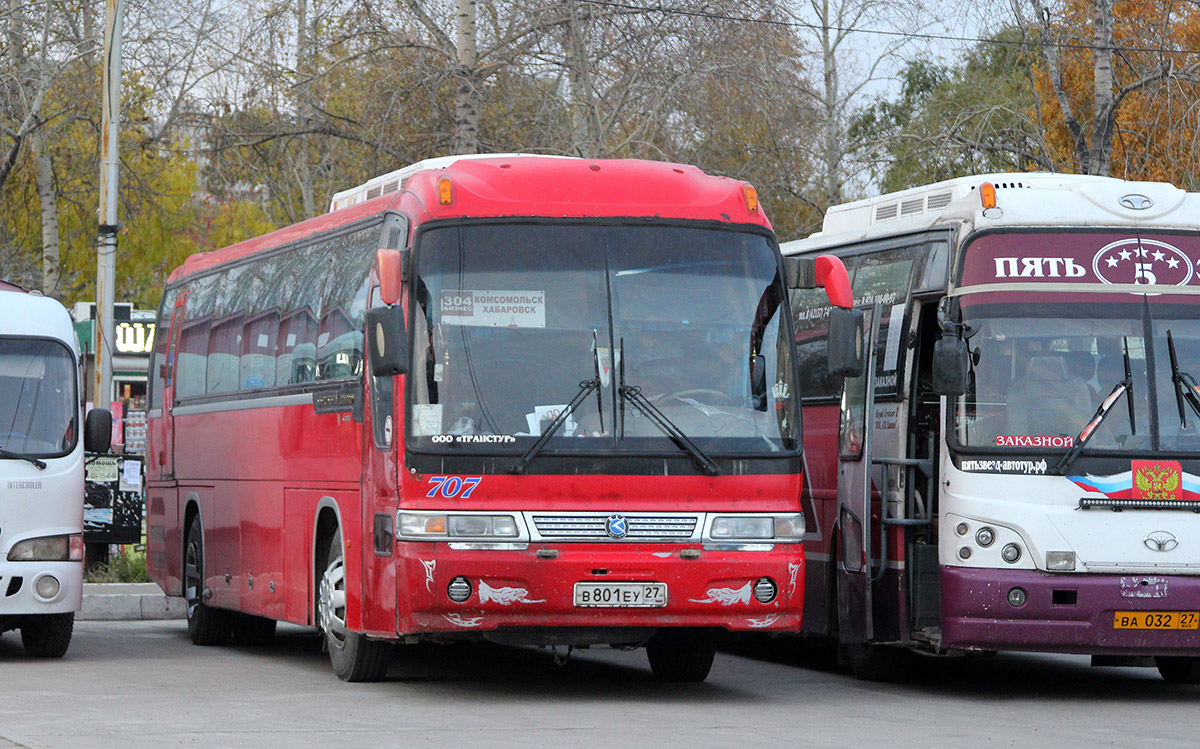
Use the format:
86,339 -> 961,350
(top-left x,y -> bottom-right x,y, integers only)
940,566 -> 1200,655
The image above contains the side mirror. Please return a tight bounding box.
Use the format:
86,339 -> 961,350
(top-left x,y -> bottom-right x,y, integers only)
376,248 -> 406,307
784,254 -> 853,308
827,307 -> 865,378
931,334 -> 969,395
366,305 -> 409,377
85,408 -> 112,453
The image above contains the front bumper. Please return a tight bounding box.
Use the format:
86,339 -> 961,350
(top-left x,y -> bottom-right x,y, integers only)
396,543 -> 804,640
941,566 -> 1200,656
0,560 -> 82,616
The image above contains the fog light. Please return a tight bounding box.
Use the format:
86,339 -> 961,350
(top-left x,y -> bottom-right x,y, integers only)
753,577 -> 777,603
1046,551 -> 1077,571
958,546 -> 972,560
35,575 -> 60,599
1001,543 -> 1022,564
956,522 -> 969,536
447,576 -> 472,603
975,527 -> 995,547
1007,587 -> 1027,607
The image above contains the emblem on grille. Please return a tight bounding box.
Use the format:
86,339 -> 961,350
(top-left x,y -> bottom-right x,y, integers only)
605,514 -> 628,539
1119,193 -> 1154,210
1144,530 -> 1179,552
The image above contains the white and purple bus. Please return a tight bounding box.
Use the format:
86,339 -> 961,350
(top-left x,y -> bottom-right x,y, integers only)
784,174 -> 1200,682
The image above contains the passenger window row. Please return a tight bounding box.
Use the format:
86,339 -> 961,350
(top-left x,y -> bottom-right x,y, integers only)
169,223 -> 382,400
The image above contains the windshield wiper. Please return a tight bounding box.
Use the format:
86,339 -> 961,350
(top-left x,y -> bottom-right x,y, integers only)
0,447 -> 47,470
1056,338 -> 1136,474
509,378 -> 600,475
1167,330 -> 1200,428
618,384 -> 722,476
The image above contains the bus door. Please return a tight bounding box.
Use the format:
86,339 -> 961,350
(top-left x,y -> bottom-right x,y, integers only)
836,305 -> 879,644
903,299 -> 944,641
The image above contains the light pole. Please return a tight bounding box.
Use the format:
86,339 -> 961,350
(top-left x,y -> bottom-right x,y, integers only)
95,0 -> 124,409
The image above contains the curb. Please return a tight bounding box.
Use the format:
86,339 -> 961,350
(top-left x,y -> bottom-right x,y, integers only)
80,583 -> 186,621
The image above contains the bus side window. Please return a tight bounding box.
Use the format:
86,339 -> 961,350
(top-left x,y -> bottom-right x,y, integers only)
790,286 -> 841,400
240,256 -> 283,391
242,311 -> 279,390
278,309 -> 318,385
149,288 -> 178,409
207,313 -> 243,394
176,318 -> 211,399
280,246 -> 326,385
316,228 -> 375,382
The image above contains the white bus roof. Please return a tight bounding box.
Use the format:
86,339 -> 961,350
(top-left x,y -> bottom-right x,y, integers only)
784,172 -> 1200,254
0,289 -> 78,352
328,153 -> 571,212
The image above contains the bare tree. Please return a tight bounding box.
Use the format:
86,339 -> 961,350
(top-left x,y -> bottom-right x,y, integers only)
1021,0 -> 1200,175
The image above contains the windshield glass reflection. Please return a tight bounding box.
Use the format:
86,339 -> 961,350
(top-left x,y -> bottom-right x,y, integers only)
410,223 -> 798,454
0,339 -> 77,457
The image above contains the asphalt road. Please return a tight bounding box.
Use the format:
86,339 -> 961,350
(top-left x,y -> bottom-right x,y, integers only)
1,620 -> 1196,748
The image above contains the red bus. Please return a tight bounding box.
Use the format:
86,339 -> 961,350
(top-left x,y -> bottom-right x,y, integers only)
146,155 -> 853,681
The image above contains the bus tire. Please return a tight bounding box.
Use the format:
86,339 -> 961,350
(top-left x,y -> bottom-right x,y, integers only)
646,629 -> 716,682
231,613 -> 277,645
1155,656 -> 1200,684
184,514 -> 232,646
21,613 -> 73,658
319,530 -> 392,682
847,642 -> 911,682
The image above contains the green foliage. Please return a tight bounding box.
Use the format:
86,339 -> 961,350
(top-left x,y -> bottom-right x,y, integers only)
850,29 -> 1046,193
85,548 -> 151,583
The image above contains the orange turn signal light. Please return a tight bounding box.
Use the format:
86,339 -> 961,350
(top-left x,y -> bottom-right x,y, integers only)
743,184 -> 759,213
980,182 -> 997,210
438,177 -> 454,205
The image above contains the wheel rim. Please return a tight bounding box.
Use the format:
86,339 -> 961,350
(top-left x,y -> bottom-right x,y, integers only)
318,553 -> 348,649
184,536 -> 202,619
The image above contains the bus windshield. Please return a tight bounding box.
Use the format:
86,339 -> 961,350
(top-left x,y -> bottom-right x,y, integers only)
0,339 -> 77,458
953,294 -> 1200,454
410,222 -> 798,454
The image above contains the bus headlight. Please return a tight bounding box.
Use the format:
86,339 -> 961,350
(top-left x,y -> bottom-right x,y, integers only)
711,517 -> 773,539
1046,551 -> 1077,571
397,512 -> 521,540
7,533 -> 83,562
708,514 -> 804,542
448,515 -> 519,538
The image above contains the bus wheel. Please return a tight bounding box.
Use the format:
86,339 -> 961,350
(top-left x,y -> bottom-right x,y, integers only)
21,613 -> 73,657
646,630 -> 715,682
184,514 -> 232,646
1155,656 -> 1200,684
231,613 -> 277,645
318,530 -> 392,682
847,643 -> 911,682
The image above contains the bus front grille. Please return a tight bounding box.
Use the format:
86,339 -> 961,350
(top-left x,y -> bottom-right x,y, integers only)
529,514 -> 700,542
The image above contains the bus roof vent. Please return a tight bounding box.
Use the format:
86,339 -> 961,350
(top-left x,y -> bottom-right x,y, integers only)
900,197 -> 924,216
926,192 -> 952,210
875,203 -> 898,221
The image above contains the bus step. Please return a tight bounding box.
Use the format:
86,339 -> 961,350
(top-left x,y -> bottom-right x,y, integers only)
1091,655 -> 1155,668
